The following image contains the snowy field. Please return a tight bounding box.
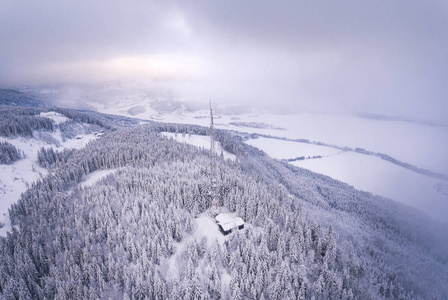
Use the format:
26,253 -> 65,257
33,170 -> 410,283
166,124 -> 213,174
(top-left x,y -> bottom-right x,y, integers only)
246,137 -> 342,159
244,137 -> 448,222
0,112 -> 101,236
39,111 -> 69,124
295,150 -> 447,221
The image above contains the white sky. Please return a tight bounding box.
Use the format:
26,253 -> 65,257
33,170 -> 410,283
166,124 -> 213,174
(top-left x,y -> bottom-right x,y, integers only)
0,0 -> 447,123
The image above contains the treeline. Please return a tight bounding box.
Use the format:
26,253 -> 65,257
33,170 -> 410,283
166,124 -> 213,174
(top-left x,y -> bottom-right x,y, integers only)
0,141 -> 24,164
0,89 -> 48,108
229,121 -> 286,131
0,107 -> 53,137
0,105 -> 140,139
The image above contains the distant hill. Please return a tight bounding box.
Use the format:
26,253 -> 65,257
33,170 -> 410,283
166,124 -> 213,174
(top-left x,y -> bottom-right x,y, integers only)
0,89 -> 50,108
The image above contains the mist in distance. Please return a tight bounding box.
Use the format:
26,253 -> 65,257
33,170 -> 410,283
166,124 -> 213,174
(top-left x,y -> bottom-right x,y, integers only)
1,0 -> 447,125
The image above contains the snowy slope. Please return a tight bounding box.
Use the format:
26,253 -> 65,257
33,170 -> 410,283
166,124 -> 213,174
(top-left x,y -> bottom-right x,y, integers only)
0,137 -> 48,235
0,112 -> 103,236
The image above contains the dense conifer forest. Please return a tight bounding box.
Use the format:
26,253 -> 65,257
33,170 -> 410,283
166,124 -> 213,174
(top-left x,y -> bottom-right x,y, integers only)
0,105 -> 447,299
0,141 -> 23,164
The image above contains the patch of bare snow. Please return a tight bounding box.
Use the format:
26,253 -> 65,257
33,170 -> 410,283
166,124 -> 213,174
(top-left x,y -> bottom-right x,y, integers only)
39,111 -> 70,124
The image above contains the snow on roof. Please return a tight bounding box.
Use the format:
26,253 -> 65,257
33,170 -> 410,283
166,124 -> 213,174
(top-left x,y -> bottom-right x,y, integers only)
215,213 -> 244,232
215,213 -> 234,224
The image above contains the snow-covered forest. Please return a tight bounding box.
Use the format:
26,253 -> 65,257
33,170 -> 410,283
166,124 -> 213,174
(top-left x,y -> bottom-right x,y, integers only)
0,105 -> 447,299
0,141 -> 23,165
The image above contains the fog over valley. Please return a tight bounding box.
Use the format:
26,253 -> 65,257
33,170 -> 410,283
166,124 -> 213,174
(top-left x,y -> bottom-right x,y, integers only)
1,1 -> 448,124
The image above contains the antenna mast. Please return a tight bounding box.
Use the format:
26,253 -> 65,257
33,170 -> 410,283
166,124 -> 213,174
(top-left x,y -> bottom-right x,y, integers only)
209,100 -> 218,213
210,99 -> 216,157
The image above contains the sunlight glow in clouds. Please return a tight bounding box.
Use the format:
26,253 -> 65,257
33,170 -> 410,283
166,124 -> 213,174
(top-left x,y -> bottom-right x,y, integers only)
16,55 -> 205,85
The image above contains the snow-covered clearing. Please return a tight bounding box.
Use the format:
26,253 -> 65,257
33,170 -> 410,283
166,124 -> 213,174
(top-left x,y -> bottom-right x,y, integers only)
161,132 -> 236,161
226,113 -> 448,176
80,169 -> 117,188
39,111 -> 69,124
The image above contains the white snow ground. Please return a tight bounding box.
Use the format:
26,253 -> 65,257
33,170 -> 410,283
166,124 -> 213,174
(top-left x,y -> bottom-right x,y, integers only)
294,151 -> 447,222
246,137 -> 448,222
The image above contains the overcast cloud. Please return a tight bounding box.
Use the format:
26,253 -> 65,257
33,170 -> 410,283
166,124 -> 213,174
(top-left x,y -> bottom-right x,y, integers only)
0,0 -> 447,123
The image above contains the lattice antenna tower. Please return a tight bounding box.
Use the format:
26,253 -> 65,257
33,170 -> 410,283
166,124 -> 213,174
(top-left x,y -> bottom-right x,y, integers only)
210,99 -> 216,157
209,99 -> 218,211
